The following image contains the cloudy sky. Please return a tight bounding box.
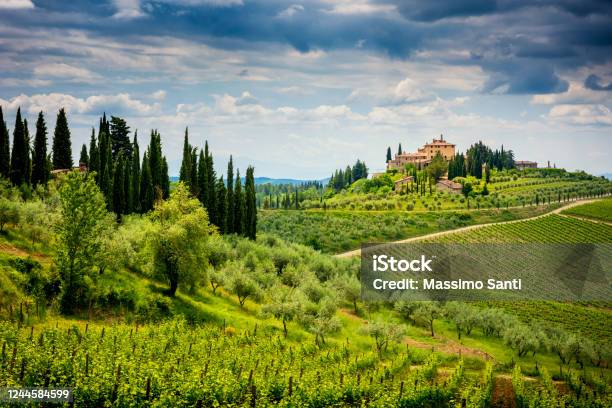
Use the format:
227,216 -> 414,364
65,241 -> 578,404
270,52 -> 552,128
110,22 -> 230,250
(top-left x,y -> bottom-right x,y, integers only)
0,0 -> 611,178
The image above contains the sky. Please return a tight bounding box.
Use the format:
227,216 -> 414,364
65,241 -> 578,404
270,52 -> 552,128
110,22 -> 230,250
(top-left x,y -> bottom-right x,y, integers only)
0,0 -> 611,179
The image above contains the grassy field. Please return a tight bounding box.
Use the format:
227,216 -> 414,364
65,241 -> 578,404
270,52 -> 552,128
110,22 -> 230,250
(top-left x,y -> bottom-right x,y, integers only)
561,198 -> 612,223
258,205 -> 561,253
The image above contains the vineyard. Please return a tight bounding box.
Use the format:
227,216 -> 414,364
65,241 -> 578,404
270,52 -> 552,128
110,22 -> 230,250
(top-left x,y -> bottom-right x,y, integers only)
0,319 -> 474,407
561,198 -> 612,223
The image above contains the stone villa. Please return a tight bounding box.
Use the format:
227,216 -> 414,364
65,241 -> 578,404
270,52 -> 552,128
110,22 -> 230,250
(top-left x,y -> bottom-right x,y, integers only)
387,135 -> 455,172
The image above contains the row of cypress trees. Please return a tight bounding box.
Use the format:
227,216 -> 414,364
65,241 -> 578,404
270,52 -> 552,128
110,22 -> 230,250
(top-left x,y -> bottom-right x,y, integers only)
0,106 -> 73,189
179,130 -> 256,239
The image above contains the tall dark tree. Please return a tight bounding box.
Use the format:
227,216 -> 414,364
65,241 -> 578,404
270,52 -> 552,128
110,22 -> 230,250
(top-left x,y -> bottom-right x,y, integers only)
234,169 -> 244,235
179,128 -> 192,189
148,130 -> 162,193
23,119 -> 32,185
190,147 -> 198,196
215,175 -> 227,234
197,149 -> 208,205
88,129 -> 99,176
79,144 -> 89,167
161,156 -> 170,199
140,151 -> 154,213
386,147 -> 392,163
226,156 -> 235,233
0,107 -> 10,179
205,142 -> 216,223
109,116 -> 132,159
9,108 -> 28,185
31,111 -> 49,186
245,166 -> 256,239
112,153 -> 126,215
398,143 -> 402,155
124,155 -> 133,214
101,137 -> 113,207
98,130 -> 109,185
130,132 -> 141,213
52,108 -> 73,170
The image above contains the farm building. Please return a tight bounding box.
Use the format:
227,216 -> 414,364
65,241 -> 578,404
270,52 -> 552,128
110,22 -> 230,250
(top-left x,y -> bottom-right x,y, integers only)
515,160 -> 538,170
436,179 -> 463,194
387,135 -> 455,172
394,176 -> 414,192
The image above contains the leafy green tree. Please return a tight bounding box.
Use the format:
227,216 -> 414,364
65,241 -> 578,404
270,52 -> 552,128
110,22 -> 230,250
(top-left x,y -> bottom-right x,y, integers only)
334,274 -> 360,314
228,266 -> 262,308
414,302 -> 441,337
427,152 -> 448,181
504,324 -> 540,357
109,116 -> 132,159
395,301 -> 418,324
261,285 -> 302,337
52,108 -> 73,170
10,108 -> 29,186
360,321 -> 404,356
55,170 -> 108,313
226,156 -> 235,233
245,165 -> 257,239
149,182 -> 213,296
31,112 -> 49,187
462,181 -> 473,198
0,197 -> 19,232
0,106 -> 10,179
79,144 -> 89,167
216,175 -> 227,234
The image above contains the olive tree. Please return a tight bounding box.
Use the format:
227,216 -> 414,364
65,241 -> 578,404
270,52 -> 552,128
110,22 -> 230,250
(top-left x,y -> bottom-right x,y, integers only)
360,321 -> 404,357
414,301 -> 441,337
0,197 -> 19,233
261,285 -> 303,337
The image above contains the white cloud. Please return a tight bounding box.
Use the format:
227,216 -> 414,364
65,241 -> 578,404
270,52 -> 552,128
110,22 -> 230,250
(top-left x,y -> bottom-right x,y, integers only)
0,93 -> 160,116
112,0 -> 145,20
0,0 -> 34,9
151,90 -> 167,100
33,63 -> 98,82
322,0 -> 396,15
548,104 -> 612,126
531,81 -> 610,105
277,4 -> 304,18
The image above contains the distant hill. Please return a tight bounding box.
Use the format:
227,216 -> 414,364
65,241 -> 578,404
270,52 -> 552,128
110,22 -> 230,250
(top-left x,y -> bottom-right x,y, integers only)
170,176 -> 329,185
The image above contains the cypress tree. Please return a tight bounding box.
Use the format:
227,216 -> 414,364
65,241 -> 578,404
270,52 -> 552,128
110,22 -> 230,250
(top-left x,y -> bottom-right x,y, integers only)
179,128 -> 192,188
0,107 -> 10,179
109,116 -> 132,159
386,147 -> 392,162
112,153 -> 126,215
101,138 -> 113,208
98,130 -> 109,185
148,130 -> 163,195
9,108 -> 28,186
31,111 -> 49,186
197,149 -> 208,206
88,129 -> 99,178
190,147 -> 198,196
398,143 -> 402,155
131,132 -> 141,213
205,141 -> 216,223
140,151 -> 154,213
234,169 -> 244,235
124,155 -> 133,214
161,156 -> 170,199
226,156 -> 235,233
215,175 -> 227,234
23,119 -> 32,185
245,166 -> 257,239
52,108 -> 73,170
79,144 -> 89,167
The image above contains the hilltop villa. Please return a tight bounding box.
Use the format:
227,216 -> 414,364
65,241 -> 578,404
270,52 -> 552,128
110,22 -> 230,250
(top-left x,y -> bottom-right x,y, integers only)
387,135 -> 455,172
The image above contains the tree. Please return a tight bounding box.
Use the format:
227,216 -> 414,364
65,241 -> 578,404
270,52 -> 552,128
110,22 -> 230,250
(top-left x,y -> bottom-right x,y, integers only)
462,181 -> 473,198
190,147 -> 198,196
215,176 -> 227,234
79,144 -> 89,167
148,130 -> 162,193
245,166 -> 257,239
395,301 -> 418,324
0,197 -> 19,232
160,156 -> 170,199
197,149 -> 208,206
414,302 -> 441,337
205,142 -> 216,223
52,108 -> 73,170
0,106 -> 10,179
261,285 -> 302,337
112,153 -> 126,216
98,130 -> 110,187
228,267 -> 262,308
504,324 -> 540,357
427,152 -> 448,181
398,143 -> 402,155
55,170 -> 108,313
149,182 -> 213,296
100,134 -> 113,207
334,274 -> 360,314
9,108 -> 28,186
139,151 -> 154,213
130,132 -> 141,213
226,156 -> 235,233
360,321 -> 404,356
88,129 -> 99,178
179,128 -> 192,189
234,169 -> 244,235
109,116 -> 132,159
31,112 -> 49,187
386,146 -> 392,162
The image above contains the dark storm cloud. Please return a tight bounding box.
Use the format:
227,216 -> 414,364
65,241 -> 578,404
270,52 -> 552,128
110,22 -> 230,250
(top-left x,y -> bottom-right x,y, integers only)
585,74 -> 612,91
0,0 -> 610,95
